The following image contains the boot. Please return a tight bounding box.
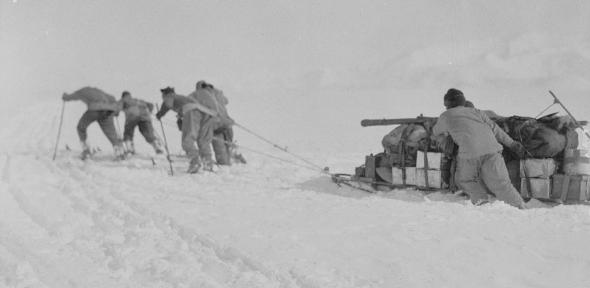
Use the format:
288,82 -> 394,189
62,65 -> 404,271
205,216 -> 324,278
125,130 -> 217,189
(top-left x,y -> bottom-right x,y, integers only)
80,141 -> 91,160
202,158 -> 214,172
229,146 -> 247,164
124,140 -> 135,155
113,144 -> 126,160
229,146 -> 246,164
151,139 -> 164,154
187,156 -> 202,174
232,153 -> 247,164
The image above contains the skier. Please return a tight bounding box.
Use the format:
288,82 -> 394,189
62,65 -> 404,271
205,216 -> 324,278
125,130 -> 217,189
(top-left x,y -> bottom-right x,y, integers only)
62,86 -> 126,160
155,86 -> 215,173
119,91 -> 164,155
431,88 -> 527,208
189,80 -> 246,165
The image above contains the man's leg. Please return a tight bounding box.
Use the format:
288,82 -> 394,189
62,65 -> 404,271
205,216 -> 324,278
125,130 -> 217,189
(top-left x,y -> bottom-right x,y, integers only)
182,110 -> 202,173
138,120 -> 157,143
455,156 -> 490,205
97,111 -> 121,146
97,111 -> 125,158
196,115 -> 215,169
480,153 -> 526,208
123,119 -> 138,154
77,111 -> 99,144
76,110 -> 100,158
212,127 -> 231,165
222,126 -> 246,164
138,120 -> 163,153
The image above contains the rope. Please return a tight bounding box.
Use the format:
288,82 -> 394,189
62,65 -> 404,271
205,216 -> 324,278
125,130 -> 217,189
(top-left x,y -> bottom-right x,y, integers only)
234,123 -> 327,171
159,119 -> 327,173
534,102 -> 556,119
215,137 -> 323,172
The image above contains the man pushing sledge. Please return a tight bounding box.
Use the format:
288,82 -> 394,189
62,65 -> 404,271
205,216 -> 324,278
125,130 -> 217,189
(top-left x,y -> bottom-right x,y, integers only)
431,88 -> 528,208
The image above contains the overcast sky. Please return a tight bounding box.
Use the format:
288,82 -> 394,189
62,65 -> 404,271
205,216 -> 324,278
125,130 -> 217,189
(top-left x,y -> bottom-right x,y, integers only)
2,0 -> 589,152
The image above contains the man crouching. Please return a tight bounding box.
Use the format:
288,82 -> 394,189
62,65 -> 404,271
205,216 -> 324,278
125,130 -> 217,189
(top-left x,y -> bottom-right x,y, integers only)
432,89 -> 527,208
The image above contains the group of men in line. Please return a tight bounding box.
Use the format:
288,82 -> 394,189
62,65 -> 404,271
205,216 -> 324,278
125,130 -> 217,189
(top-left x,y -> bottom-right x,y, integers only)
62,83 -> 530,207
431,88 -> 529,209
61,81 -> 245,174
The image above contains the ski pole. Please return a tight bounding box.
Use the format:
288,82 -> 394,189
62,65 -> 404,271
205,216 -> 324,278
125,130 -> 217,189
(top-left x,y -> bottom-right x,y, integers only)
549,90 -> 590,140
52,100 -> 66,161
156,104 -> 174,176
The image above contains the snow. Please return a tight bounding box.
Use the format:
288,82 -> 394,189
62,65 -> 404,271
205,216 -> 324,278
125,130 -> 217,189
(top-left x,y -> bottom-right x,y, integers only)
3,1 -> 590,287
1,101 -> 590,288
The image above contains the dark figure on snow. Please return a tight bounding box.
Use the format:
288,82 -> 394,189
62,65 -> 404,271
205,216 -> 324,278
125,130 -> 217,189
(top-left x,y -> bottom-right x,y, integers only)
431,88 -> 527,208
155,87 -> 215,173
119,91 -> 164,155
188,80 -> 246,165
62,87 -> 125,160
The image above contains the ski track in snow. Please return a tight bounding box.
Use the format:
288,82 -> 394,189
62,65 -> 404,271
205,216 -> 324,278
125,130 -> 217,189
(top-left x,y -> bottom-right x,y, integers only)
0,106 -> 302,287
2,102 -> 590,288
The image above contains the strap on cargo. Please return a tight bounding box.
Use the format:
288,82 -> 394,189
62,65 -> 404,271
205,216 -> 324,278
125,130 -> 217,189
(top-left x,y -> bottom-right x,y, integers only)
423,143 -> 430,189
399,141 -> 406,185
399,125 -> 413,186
422,128 -> 432,189
560,175 -> 570,203
522,158 -> 533,198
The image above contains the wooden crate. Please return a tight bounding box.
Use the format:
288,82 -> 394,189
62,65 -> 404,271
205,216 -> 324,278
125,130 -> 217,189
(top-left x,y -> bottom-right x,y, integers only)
365,155 -> 376,179
563,149 -> 590,175
415,168 -> 443,189
520,178 -> 551,199
416,151 -> 443,170
551,174 -> 590,202
519,159 -> 556,179
392,167 -> 416,186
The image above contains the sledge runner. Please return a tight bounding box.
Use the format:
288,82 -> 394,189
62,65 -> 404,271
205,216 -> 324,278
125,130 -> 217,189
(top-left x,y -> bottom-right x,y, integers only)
62,87 -> 126,160
119,91 -> 164,155
189,80 -> 246,165
431,88 -> 527,208
155,86 -> 215,173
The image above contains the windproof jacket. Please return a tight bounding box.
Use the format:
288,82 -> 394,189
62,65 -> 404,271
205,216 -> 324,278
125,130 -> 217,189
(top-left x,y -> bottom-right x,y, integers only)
121,98 -> 154,121
63,87 -> 118,111
157,94 -> 199,117
432,106 -> 515,159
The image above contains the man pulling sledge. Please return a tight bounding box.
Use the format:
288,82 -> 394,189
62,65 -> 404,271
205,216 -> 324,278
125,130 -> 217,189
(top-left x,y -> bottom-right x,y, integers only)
189,80 -> 246,165
62,86 -> 126,160
118,91 -> 164,155
155,86 -> 215,173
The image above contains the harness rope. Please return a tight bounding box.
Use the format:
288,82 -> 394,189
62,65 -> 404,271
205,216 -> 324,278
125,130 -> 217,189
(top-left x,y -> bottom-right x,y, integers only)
159,119 -> 327,173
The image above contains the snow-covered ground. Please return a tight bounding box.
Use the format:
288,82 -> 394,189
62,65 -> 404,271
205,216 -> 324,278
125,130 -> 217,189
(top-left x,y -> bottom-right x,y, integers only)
1,100 -> 590,288
3,1 -> 590,287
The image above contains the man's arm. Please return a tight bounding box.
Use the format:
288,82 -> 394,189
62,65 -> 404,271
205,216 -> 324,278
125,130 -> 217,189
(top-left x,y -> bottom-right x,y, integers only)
216,90 -> 229,105
431,114 -> 447,137
479,109 -> 514,146
155,98 -> 173,119
145,101 -> 154,113
62,91 -> 82,102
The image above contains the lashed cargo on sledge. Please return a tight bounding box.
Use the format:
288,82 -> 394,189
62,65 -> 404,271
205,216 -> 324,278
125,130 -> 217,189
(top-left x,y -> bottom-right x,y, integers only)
342,112 -> 590,203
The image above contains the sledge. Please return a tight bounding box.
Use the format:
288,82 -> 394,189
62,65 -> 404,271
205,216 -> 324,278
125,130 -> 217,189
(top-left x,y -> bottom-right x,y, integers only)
332,107 -> 590,205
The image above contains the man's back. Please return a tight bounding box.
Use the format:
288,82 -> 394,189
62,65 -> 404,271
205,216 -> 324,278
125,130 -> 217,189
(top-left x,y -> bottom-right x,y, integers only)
122,98 -> 153,120
63,87 -> 117,111
188,89 -> 218,112
433,106 -> 505,158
